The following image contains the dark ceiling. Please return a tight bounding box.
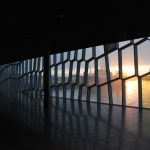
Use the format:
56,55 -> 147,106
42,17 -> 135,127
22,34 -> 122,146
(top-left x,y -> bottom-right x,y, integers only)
0,6 -> 150,65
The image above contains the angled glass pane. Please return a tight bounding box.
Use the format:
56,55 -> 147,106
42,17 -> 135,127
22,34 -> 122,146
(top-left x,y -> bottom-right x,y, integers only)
122,46 -> 135,78
112,79 -> 122,105
98,57 -> 107,84
52,87 -> 57,97
65,61 -> 70,82
74,85 -> 79,100
70,50 -> 74,60
72,61 -> 77,83
56,53 -> 61,64
79,61 -> 85,84
82,86 -> 87,101
142,75 -> 150,108
101,84 -> 109,104
90,86 -> 97,102
108,50 -> 119,80
51,66 -> 55,85
138,40 -> 150,75
58,85 -> 64,98
63,52 -> 68,61
96,45 -> 104,57
77,49 -> 82,60
85,47 -> 93,60
57,64 -> 62,85
125,77 -> 138,107
39,57 -> 43,71
87,60 -> 95,86
66,84 -> 71,99
119,40 -> 130,48
50,55 -> 53,65
134,38 -> 143,43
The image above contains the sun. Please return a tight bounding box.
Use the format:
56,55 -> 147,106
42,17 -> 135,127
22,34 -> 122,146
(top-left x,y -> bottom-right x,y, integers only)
122,66 -> 135,76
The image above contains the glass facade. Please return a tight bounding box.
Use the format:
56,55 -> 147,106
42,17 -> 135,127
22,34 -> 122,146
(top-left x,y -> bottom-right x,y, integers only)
49,37 -> 150,108
0,37 -> 150,109
0,57 -> 44,95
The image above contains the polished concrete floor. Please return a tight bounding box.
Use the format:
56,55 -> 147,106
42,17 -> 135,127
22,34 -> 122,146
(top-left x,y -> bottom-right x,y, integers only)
1,93 -> 150,150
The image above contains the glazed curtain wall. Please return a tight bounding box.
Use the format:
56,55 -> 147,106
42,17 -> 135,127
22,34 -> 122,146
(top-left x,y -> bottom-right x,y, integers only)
0,57 -> 44,95
0,37 -> 150,109
50,37 -> 150,109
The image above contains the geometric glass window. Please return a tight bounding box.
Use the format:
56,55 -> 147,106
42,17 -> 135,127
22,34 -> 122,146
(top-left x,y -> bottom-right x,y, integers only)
122,46 -> 135,78
125,77 -> 138,107
98,57 -> 107,84
138,40 -> 150,75
109,50 -> 119,80
142,75 -> 150,108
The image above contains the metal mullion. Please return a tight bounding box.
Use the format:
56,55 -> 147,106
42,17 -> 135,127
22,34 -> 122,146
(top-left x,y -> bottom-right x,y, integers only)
76,61 -> 80,83
93,46 -> 96,58
82,48 -> 85,60
118,48 -> 123,78
63,84 -> 66,99
87,87 -> 91,101
37,57 -> 40,72
33,58 -> 36,72
62,62 -> 65,84
78,86 -> 82,100
54,65 -> 57,86
134,45 -> 139,76
84,62 -> 88,85
74,50 -> 78,60
97,86 -> 101,103
71,84 -> 75,100
105,53 -> 113,104
69,61 -> 73,83
122,80 -> 126,106
138,77 -> 142,109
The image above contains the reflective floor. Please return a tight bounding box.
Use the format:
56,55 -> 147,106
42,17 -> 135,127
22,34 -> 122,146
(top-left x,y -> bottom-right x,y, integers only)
1,92 -> 150,150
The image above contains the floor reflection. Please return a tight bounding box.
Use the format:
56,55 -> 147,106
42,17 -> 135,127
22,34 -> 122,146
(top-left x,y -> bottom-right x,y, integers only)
50,98 -> 150,150
1,92 -> 150,149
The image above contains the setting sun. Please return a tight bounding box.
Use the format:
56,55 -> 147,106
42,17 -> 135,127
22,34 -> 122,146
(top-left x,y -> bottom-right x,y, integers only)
122,66 -> 135,76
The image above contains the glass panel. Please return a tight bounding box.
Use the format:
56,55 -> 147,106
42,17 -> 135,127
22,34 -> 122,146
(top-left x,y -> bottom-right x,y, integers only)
40,57 -> 43,71
74,85 -> 79,100
63,52 -> 68,61
98,57 -> 107,84
77,49 -> 82,60
65,62 -> 70,82
142,75 -> 150,108
50,55 -> 53,65
56,53 -> 60,64
87,60 -> 95,86
72,61 -> 77,83
122,46 -> 135,78
52,87 -> 56,97
82,86 -> 87,100
59,85 -> 63,98
66,84 -> 71,99
85,47 -> 92,60
79,61 -> 85,84
134,38 -> 143,43
96,45 -> 104,57
57,64 -> 62,84
111,80 -> 122,105
70,51 -> 74,60
138,40 -> 150,75
119,40 -> 130,48
101,84 -> 109,104
90,86 -> 97,102
109,50 -> 119,80
125,77 -> 138,107
51,66 -> 55,85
